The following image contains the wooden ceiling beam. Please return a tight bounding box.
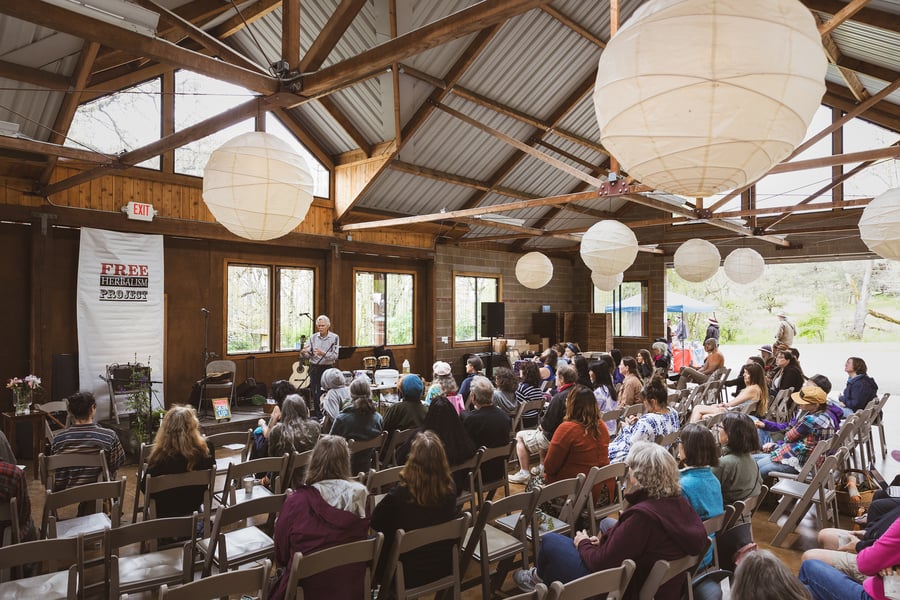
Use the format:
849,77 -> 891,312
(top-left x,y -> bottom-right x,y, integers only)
208,0 -> 281,39
389,161 -> 536,200
5,1 -> 278,94
299,0 -> 553,97
82,63 -> 170,103
626,198 -> 870,228
271,108 -> 334,170
316,95 -> 372,156
834,56 -> 900,84
817,0 -> 872,36
802,0 -> 900,34
282,0 -> 300,69
299,0 -> 368,73
540,5 -> 605,48
819,23 -> 868,102
767,144 -> 900,174
822,82 -> 900,132
0,137 -> 115,165
0,59 -> 71,90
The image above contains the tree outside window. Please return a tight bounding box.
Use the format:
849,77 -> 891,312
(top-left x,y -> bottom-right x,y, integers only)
454,274 -> 499,342
355,271 -> 414,346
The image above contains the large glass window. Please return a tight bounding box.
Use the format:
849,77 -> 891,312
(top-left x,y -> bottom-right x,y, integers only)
594,280 -> 648,337
454,274 -> 500,342
355,271 -> 414,346
226,263 -> 315,355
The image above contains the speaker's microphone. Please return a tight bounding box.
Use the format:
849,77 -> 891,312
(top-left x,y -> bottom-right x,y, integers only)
201,307 -> 210,314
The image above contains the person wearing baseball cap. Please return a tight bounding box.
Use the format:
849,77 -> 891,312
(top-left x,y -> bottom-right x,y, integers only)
753,385 -> 833,479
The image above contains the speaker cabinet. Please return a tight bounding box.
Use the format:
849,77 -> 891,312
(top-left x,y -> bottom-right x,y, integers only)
480,302 -> 505,338
52,353 -> 79,402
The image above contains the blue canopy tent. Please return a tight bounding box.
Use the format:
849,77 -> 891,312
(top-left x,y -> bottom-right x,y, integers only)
605,291 -> 716,337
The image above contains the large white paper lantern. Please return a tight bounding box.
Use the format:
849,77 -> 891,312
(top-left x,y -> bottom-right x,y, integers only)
674,238 -> 721,282
724,248 -> 766,284
516,252 -> 554,289
592,271 -> 624,291
203,132 -> 314,241
580,220 -> 639,276
593,0 -> 826,197
859,188 -> 900,261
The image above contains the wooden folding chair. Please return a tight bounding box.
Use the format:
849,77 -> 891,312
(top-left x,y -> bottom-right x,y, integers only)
365,465 -> 404,513
601,408 -> 623,438
130,441 -> 154,523
205,430 -> 253,475
143,468 -> 215,535
378,514 -> 470,600
380,428 -> 416,468
511,399 -> 545,436
41,477 -> 126,541
348,431 -> 388,474
570,463 -> 627,535
284,533 -> 384,600
450,449 -> 483,513
0,496 -> 21,547
199,492 -> 286,576
870,393 -> 890,458
726,484 -> 768,529
159,559 -> 270,600
638,541 -> 708,600
474,440 -> 515,507
216,453 -> 290,506
0,535 -> 83,600
546,559 -> 636,600
39,449 -> 110,490
105,512 -> 198,598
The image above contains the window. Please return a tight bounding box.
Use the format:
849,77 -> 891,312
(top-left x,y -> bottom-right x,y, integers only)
354,270 -> 414,346
226,263 -> 315,355
454,274 -> 500,342
594,280 -> 648,337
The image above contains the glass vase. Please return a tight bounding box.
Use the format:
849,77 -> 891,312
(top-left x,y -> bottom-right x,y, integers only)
14,389 -> 31,415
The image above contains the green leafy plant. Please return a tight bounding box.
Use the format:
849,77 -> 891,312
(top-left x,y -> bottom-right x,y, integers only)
123,357 -> 156,443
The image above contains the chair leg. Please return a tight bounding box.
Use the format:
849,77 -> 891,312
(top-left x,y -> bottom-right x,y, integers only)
771,496 -> 813,547
768,495 -> 794,523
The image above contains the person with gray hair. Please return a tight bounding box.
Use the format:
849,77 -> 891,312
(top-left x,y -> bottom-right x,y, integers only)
515,441 -> 707,597
462,375 -> 511,487
733,550 -> 811,600
330,378 -> 384,475
300,314 -> 340,416
320,367 -> 351,429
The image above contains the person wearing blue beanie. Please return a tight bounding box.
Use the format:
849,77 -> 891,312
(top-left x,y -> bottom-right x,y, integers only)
384,374 -> 427,432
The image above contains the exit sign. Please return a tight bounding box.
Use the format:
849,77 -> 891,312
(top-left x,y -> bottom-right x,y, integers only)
124,201 -> 156,222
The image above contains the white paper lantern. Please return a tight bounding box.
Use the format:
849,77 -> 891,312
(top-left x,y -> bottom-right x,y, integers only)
593,0 -> 826,197
591,271 -> 624,292
724,248 -> 766,284
859,188 -> 900,261
203,132 -> 314,241
580,220 -> 639,276
674,238 -> 721,282
516,252 -> 554,289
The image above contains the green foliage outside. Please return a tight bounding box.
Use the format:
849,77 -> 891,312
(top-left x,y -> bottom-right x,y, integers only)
798,294 -> 831,342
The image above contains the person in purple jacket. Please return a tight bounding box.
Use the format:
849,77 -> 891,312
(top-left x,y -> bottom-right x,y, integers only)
838,357 -> 879,414
270,435 -> 369,600
514,441 -> 707,600
755,374 -> 842,446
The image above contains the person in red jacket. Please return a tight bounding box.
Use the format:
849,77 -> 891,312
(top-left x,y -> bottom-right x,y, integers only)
515,441 -> 708,600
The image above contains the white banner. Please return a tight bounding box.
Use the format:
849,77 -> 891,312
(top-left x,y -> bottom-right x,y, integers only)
77,227 -> 165,420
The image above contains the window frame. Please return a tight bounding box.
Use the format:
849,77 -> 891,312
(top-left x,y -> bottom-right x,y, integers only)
452,271 -> 503,346
224,259 -> 319,357
352,267 -> 417,348
593,279 -> 650,339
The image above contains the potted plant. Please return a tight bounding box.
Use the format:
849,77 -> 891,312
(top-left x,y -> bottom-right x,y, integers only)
123,360 -> 157,444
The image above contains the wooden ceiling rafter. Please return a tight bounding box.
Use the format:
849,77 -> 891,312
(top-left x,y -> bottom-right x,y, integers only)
803,0 -> 900,34
388,161 -> 536,200
0,59 -> 71,90
540,5 -> 606,48
208,0 -> 282,40
817,0 -> 873,36
298,0 -> 368,73
316,95 -> 372,157
282,0 -> 300,69
819,23 -> 869,102
823,82 -> 900,132
271,107 -> 334,170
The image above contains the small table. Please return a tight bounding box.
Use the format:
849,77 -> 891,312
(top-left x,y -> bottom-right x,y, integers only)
1,410 -> 47,479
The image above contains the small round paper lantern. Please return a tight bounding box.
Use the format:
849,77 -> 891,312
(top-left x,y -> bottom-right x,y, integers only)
516,252 -> 554,289
724,248 -> 766,284
580,220 -> 639,276
592,271 -> 624,292
593,0 -> 826,197
203,131 -> 314,241
674,238 -> 721,282
859,188 -> 900,261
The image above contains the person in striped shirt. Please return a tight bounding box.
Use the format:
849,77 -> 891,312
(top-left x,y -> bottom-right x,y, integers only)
50,391 -> 125,490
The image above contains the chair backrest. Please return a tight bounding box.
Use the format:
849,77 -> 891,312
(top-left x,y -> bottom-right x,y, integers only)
36,400 -> 69,441
143,468 -> 215,533
130,442 -> 155,522
621,403 -> 645,420
0,496 -> 20,547
512,399 -> 545,434
206,360 -> 236,377
0,534 -> 84,599
285,450 -> 314,490
202,493 -> 287,576
381,514 -> 470,600
42,477 -> 126,539
547,559 -> 636,600
571,463 -> 627,532
461,489 -> 537,576
40,449 -> 110,490
221,453 -> 290,501
474,440 -> 516,505
655,430 -> 680,454
284,533 -> 384,600
348,431 -> 388,472
450,448 -> 484,512
159,559 -> 270,600
206,429 -> 253,474
701,512 -> 728,569
637,546 -> 707,600
381,428 -> 416,468
506,584 -> 549,600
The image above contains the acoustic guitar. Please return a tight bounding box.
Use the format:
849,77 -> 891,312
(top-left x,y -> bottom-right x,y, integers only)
290,359 -> 310,389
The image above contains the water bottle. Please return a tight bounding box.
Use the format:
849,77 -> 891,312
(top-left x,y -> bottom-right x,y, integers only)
402,359 -> 410,374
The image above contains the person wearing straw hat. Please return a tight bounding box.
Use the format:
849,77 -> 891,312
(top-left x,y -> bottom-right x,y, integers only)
774,310 -> 796,348
705,317 -> 720,343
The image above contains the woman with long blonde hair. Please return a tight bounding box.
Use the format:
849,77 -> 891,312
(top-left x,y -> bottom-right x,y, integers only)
371,430 -> 460,589
141,405 -> 214,517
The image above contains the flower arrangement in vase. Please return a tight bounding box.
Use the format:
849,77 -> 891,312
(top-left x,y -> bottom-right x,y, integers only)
6,375 -> 42,415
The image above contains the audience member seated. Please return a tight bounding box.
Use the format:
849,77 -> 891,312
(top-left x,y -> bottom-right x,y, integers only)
330,378 -> 384,475
462,376 -> 511,486
608,376 -> 680,464
636,349 -> 654,380
837,357 -> 879,414
610,349 -> 624,385
724,356 -> 765,398
270,435 -> 370,600
690,362 -> 768,423
268,394 -> 321,461
50,391 -> 126,490
770,349 -> 805,398
142,405 -> 215,518
618,357 -> 644,407
758,345 -> 776,384
652,341 -> 671,375
395,396 -> 476,494
0,431 -> 14,465
424,361 -> 453,405
562,343 -> 579,365
320,368 -> 351,430
712,413 -> 762,505
731,549 -> 812,600
0,456 -> 37,542
589,360 -> 618,436
514,441 -> 707,599
677,424 -> 724,570
252,380 -> 297,458
752,386 -> 833,479
382,375 -> 427,433
543,385 -> 611,503
573,356 -> 592,389
536,348 -> 559,391
799,516 -> 900,600
459,355 -> 483,403
509,365 -> 576,484
674,338 -> 725,390
756,375 -> 839,446
516,360 -> 546,428
371,431 -> 460,589
491,367 -> 520,415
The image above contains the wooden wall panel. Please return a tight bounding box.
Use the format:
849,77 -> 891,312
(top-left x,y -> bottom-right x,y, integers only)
0,223 -> 31,412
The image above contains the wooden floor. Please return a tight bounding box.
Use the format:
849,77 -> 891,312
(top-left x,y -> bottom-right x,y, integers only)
18,396 -> 898,599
